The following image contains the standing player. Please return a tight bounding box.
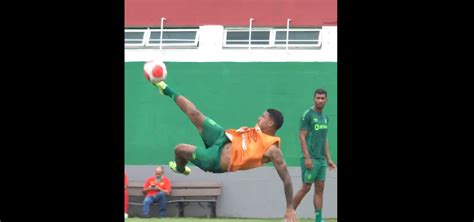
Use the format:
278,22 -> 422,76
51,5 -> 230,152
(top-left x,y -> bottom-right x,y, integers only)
292,89 -> 336,222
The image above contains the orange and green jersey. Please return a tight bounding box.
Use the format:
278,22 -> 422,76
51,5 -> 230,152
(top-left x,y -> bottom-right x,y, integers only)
225,125 -> 280,172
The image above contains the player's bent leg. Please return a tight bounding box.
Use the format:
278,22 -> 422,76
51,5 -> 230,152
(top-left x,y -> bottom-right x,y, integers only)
171,144 -> 194,175
189,145 -> 226,173
293,183 -> 312,210
200,117 -> 228,148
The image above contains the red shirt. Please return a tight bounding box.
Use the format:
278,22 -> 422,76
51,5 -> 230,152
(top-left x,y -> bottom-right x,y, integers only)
143,176 -> 171,197
125,172 -> 128,189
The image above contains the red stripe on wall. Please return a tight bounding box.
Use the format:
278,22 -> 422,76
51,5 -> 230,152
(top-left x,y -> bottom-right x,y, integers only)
125,0 -> 337,27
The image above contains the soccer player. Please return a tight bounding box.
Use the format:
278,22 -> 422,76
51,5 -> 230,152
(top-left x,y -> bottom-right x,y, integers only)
292,89 -> 336,222
152,81 -> 297,222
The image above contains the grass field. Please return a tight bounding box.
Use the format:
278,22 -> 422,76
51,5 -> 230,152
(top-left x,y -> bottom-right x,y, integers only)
125,218 -> 337,222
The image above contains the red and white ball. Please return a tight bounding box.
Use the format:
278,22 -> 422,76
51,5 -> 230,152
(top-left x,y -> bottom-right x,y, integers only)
144,59 -> 167,83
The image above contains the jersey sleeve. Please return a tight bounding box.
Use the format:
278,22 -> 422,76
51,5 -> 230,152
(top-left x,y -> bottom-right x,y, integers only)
300,110 -> 312,131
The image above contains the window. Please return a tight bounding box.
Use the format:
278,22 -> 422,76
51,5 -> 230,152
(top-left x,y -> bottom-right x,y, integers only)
147,29 -> 199,47
124,28 -> 199,48
224,28 -> 321,48
125,27 -> 321,49
274,29 -> 320,46
125,29 -> 146,47
224,29 -> 271,47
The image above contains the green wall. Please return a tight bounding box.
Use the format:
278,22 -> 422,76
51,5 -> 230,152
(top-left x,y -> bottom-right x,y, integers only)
125,62 -> 337,166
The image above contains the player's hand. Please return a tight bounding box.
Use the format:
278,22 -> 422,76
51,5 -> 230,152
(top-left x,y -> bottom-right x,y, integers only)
328,160 -> 336,171
304,157 -> 313,169
283,208 -> 297,222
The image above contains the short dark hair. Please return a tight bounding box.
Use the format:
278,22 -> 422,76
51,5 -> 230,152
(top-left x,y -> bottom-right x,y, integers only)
266,108 -> 284,130
314,88 -> 327,97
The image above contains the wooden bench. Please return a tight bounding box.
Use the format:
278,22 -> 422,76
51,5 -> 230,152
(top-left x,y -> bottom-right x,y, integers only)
128,181 -> 222,218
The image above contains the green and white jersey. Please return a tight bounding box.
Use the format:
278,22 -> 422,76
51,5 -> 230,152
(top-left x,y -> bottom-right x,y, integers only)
300,107 -> 329,160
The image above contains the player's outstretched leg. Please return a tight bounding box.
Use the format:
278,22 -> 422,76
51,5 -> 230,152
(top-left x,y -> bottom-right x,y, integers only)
154,82 -> 206,134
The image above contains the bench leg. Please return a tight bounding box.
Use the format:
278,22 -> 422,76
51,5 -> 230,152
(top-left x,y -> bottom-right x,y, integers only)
209,202 -> 216,218
178,202 -> 185,217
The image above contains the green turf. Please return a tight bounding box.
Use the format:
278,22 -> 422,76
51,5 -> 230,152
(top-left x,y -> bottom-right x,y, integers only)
125,218 -> 337,222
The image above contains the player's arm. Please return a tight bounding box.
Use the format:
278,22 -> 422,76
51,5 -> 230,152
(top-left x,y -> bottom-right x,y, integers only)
300,129 -> 311,161
300,112 -> 312,169
325,138 -> 336,170
268,145 -> 297,221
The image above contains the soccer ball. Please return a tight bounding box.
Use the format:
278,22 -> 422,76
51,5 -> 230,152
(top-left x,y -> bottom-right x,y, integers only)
144,59 -> 167,83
